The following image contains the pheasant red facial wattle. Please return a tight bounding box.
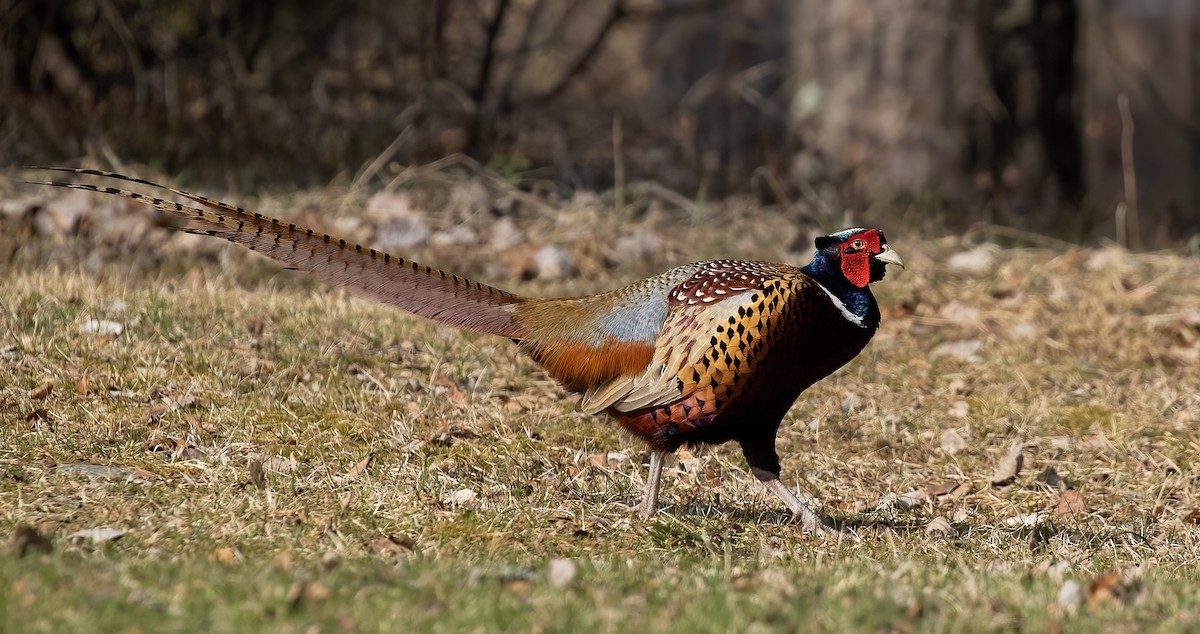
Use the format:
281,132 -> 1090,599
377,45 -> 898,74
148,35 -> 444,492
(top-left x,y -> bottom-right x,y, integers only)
30,167 -> 905,535
839,229 -> 883,288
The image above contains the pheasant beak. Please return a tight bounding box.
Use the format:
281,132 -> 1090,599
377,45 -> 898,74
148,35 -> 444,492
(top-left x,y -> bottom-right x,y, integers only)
873,245 -> 905,269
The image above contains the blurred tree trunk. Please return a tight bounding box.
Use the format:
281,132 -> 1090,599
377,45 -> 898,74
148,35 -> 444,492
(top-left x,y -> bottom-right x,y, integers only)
973,0 -> 1082,221
786,0 -> 1085,232
787,0 -> 987,207
1082,0 -> 1200,246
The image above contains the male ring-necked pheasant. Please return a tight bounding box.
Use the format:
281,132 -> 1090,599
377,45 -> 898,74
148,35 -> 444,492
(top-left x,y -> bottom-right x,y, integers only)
32,168 -> 903,533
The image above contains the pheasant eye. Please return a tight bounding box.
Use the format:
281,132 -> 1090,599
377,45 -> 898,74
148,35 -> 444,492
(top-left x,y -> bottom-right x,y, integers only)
850,239 -> 866,250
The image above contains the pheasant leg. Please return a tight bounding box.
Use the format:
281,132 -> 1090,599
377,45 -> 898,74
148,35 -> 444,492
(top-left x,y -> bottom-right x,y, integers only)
761,478 -> 830,534
638,451 -> 666,519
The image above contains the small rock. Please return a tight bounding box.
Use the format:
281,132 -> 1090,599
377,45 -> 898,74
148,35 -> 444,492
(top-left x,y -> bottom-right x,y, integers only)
1057,580 -> 1085,611
80,319 -> 124,336
1008,320 -> 1039,340
931,339 -> 982,363
376,217 -> 429,251
938,301 -> 981,324
948,401 -> 970,419
35,190 -> 92,238
546,558 -> 577,587
489,217 -> 525,250
534,245 -> 573,280
941,428 -> 968,455
1085,246 -> 1129,272
445,488 -> 477,507
366,190 -> 414,218
1004,512 -> 1043,527
947,245 -> 996,273
431,225 -> 478,247
607,451 -> 629,464
611,230 -> 663,264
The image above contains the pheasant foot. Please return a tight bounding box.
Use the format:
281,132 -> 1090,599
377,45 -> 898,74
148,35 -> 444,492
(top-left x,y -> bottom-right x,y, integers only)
762,478 -> 832,535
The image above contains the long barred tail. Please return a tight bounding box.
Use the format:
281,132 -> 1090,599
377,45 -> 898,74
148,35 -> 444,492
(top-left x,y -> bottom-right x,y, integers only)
28,167 -> 528,339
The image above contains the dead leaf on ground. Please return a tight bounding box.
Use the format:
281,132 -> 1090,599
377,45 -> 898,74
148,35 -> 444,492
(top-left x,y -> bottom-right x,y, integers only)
1087,574 -> 1128,607
248,458 -> 266,489
212,546 -> 241,565
340,452 -> 374,482
990,440 -> 1024,486
288,580 -> 330,609
926,480 -> 972,503
28,381 -> 52,400
1039,466 -> 1064,488
1055,490 -> 1087,519
145,404 -> 170,422
371,534 -> 415,556
925,516 -> 956,539
8,524 -> 53,557
74,376 -> 89,396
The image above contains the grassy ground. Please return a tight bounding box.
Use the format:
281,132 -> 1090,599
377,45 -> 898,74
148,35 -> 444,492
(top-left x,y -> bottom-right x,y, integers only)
2,187 -> 1199,632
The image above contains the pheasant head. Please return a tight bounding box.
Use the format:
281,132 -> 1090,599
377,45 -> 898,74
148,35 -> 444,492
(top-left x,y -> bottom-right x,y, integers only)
801,227 -> 903,328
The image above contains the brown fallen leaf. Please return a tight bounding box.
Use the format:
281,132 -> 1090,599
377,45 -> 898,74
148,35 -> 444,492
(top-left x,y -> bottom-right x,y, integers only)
990,440 -> 1024,486
1055,490 -> 1087,519
74,376 -> 89,396
926,480 -> 971,502
1087,574 -> 1126,607
940,428 -> 968,455
925,516 -> 956,539
276,549 -> 294,572
145,404 -> 170,422
340,452 -> 374,482
371,534 -> 415,556
28,381 -> 52,400
248,458 -> 266,489
8,524 -> 53,557
213,546 -> 241,565
288,580 -> 330,609
1039,466 -> 1064,488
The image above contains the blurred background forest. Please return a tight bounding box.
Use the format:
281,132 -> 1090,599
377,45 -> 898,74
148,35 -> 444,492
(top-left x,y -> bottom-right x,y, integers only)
2,0 -> 1198,248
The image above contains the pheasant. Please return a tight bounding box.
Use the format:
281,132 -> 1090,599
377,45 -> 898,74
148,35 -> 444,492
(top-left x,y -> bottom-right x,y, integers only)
30,168 -> 903,533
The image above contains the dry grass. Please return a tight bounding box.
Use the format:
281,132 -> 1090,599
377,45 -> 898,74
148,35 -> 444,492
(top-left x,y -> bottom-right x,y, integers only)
1,183 -> 1199,632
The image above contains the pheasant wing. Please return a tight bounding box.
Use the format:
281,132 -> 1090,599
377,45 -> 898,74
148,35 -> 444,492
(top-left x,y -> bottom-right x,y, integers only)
579,261 -> 796,414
